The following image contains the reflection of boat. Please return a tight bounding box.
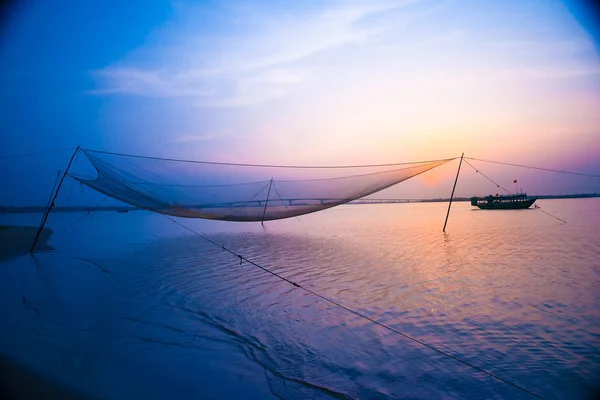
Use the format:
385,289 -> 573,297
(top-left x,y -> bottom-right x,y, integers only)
470,193 -> 537,209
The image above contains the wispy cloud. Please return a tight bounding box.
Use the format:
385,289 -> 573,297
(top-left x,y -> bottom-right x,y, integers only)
168,132 -> 235,144
91,1 -> 415,107
492,38 -> 598,56
427,29 -> 465,43
504,65 -> 600,80
90,67 -> 214,97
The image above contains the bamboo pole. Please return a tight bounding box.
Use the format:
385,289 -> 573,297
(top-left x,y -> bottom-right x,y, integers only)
443,153 -> 464,233
30,146 -> 80,253
261,178 -> 273,226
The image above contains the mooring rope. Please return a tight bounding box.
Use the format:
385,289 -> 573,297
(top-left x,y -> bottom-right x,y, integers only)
231,181 -> 272,217
162,214 -> 547,400
0,147 -> 76,160
465,159 -> 568,223
463,159 -> 512,194
465,157 -> 600,178
534,205 -> 568,224
83,148 -> 457,169
53,195 -> 110,236
0,171 -> 61,181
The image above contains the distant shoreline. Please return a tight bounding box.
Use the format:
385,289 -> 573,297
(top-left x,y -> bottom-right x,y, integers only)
407,193 -> 599,203
1,193 -> 597,213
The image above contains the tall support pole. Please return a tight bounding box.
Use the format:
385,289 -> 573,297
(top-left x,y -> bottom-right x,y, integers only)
261,178 -> 273,226
443,153 -> 464,233
30,146 -> 81,253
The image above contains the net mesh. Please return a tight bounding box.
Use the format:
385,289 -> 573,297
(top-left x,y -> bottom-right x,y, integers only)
71,150 -> 453,221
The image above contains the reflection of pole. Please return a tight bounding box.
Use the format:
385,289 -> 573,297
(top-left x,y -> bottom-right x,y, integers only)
261,178 -> 273,226
30,146 -> 80,253
443,153 -> 464,233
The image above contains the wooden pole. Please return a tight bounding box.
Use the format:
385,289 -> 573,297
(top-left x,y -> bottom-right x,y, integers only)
261,178 -> 273,226
443,153 -> 464,233
30,146 -> 80,253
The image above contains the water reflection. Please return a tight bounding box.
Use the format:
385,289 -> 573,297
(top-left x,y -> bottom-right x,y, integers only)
0,200 -> 599,399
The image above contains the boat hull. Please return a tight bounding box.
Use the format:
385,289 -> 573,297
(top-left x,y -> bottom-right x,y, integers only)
475,198 -> 537,210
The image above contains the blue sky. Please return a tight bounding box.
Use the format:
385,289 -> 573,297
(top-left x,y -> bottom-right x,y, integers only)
1,0 -> 599,204
1,1 -> 173,151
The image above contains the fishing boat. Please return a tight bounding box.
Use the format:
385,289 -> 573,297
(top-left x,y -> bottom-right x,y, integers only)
470,193 -> 537,210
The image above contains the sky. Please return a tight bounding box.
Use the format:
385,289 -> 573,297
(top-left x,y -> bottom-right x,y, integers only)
1,0 -> 599,205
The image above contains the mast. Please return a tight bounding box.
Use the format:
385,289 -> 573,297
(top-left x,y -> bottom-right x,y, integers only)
30,146 -> 80,253
443,153 -> 464,233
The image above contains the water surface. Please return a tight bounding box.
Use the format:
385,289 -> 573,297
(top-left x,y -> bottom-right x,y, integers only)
0,200 -> 599,399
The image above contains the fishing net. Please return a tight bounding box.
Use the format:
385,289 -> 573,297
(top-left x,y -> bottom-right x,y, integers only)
71,150 -> 454,221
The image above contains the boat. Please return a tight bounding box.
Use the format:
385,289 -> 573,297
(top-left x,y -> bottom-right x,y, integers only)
470,193 -> 537,210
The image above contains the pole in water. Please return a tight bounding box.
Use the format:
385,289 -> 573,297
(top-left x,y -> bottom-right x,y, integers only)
443,153 -> 464,233
261,178 -> 274,226
30,146 -> 81,253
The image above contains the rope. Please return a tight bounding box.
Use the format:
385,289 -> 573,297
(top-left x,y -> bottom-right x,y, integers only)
66,178 -> 76,202
463,160 -> 511,194
465,159 -> 568,223
53,196 -> 110,236
42,171 -> 62,216
69,174 -> 280,188
275,162 -> 447,183
66,154 -> 80,202
67,173 -> 99,180
0,171 -> 59,181
83,149 -> 457,169
231,181 -> 272,217
0,147 -> 76,160
163,215 -> 546,400
465,157 -> 600,178
271,182 -> 289,208
120,155 -> 176,185
73,161 -> 450,186
534,205 -> 567,223
272,181 -> 302,221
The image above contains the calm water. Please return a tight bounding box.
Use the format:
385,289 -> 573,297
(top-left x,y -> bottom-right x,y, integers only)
1,200 -> 599,399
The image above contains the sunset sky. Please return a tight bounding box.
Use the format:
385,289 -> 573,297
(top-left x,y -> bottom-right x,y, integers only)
1,0 -> 599,203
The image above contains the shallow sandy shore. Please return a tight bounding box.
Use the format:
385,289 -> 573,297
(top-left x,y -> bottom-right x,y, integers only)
0,226 -> 76,399
0,225 -> 53,262
0,355 -> 88,400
